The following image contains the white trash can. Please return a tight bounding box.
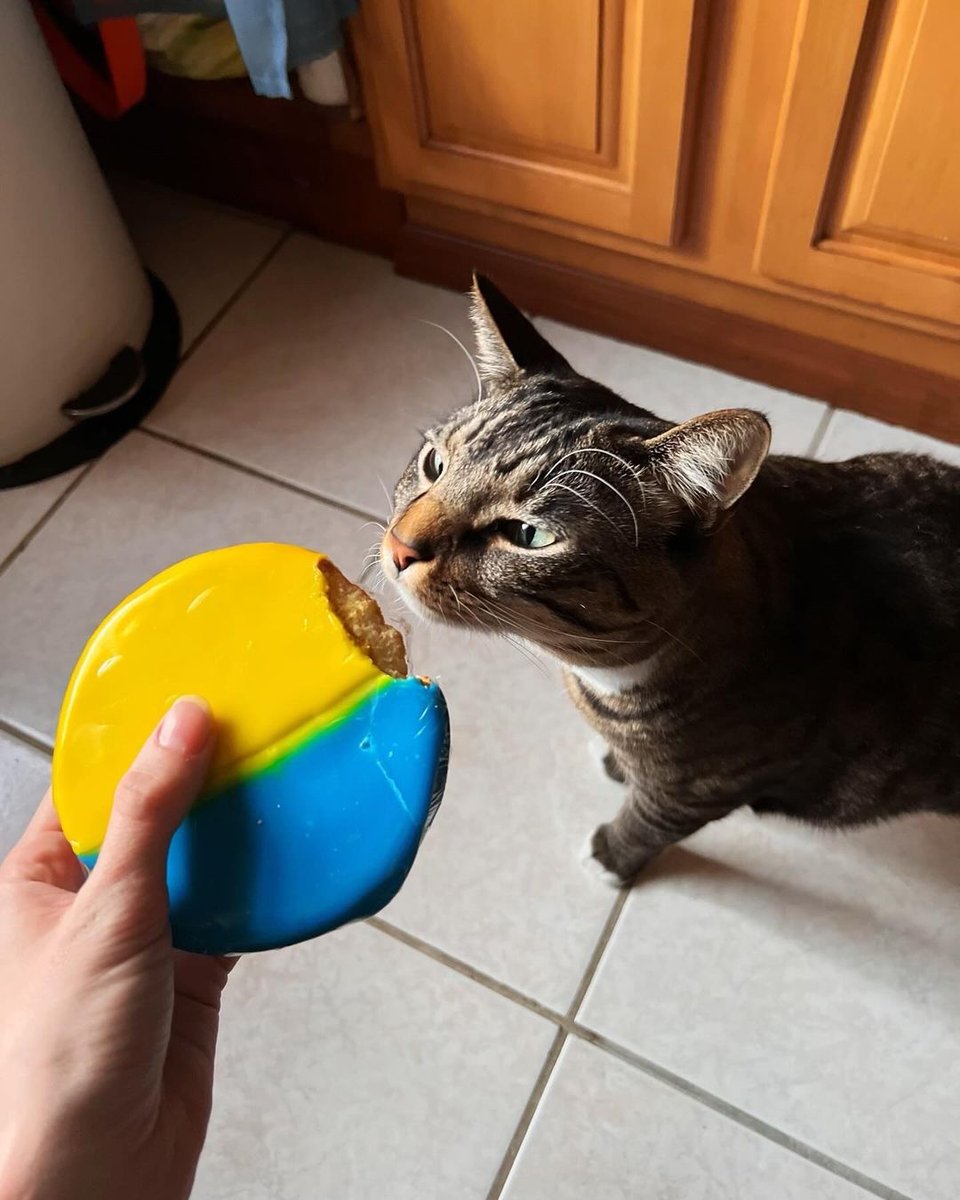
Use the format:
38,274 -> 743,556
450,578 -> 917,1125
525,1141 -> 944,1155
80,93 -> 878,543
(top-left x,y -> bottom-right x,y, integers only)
0,1 -> 179,487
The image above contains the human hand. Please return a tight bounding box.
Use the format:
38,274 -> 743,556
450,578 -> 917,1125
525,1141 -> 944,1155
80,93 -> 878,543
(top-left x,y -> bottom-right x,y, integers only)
0,698 -> 232,1200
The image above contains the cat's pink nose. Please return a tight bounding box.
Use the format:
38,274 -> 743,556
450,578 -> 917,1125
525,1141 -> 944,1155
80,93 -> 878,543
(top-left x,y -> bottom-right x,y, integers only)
385,529 -> 430,573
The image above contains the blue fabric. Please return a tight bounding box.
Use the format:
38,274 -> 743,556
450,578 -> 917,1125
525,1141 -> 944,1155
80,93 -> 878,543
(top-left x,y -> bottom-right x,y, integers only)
223,0 -> 290,98
74,0 -> 358,97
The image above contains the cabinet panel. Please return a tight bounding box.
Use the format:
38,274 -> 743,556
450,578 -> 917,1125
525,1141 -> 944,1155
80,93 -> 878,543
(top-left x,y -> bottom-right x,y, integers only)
758,0 -> 960,331
829,0 -> 960,261
412,1 -> 602,160
355,0 -> 704,248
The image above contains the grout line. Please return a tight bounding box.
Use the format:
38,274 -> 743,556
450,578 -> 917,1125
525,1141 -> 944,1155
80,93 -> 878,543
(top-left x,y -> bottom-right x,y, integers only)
163,228 -> 293,372
0,716 -> 53,756
563,887 -> 629,1021
368,917 -> 564,1027
484,1027 -> 567,1200
481,892 -> 629,1200
806,405 -> 835,459
139,428 -> 385,526
0,461 -> 97,581
570,1026 -> 914,1200
372,913 -> 911,1200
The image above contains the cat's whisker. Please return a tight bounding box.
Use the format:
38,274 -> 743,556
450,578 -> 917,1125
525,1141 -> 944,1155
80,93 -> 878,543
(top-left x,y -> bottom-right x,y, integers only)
471,596 -> 563,677
466,565 -> 665,671
364,564 -> 391,598
376,474 -> 395,515
546,468 -> 639,547
547,481 -> 627,542
467,595 -> 550,677
502,634 -> 551,677
639,617 -> 703,664
545,447 -> 651,515
359,545 -> 379,574
359,536 -> 386,580
359,559 -> 380,585
496,597 -> 656,649
417,319 -> 483,403
447,583 -> 465,619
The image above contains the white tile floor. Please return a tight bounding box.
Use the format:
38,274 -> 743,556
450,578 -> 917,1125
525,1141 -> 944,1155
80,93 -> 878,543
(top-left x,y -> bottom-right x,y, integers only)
1,183 -> 959,1200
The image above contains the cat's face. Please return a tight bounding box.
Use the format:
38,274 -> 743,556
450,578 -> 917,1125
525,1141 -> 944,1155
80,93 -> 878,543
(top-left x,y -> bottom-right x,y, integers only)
381,276 -> 771,668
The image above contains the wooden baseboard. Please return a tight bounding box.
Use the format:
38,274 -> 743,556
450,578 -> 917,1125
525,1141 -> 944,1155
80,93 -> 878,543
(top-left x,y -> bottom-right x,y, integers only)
396,224 -> 960,446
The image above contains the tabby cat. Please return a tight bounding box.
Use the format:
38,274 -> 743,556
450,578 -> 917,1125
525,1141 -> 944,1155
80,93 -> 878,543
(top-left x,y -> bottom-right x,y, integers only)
382,275 -> 960,885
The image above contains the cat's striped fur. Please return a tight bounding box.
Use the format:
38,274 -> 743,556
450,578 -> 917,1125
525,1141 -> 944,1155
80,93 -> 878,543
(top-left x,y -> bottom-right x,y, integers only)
383,276 -> 960,883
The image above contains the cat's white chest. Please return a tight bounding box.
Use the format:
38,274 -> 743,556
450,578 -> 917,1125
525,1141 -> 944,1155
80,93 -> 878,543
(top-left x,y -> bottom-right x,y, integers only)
523,640 -> 660,696
570,659 -> 658,695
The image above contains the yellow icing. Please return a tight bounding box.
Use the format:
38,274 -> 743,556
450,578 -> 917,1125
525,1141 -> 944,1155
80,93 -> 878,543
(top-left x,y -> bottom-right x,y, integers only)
53,544 -> 387,856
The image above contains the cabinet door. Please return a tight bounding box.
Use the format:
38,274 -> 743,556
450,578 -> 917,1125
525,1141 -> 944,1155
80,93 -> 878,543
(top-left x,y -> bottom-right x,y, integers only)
354,0 -> 702,249
758,0 -> 960,331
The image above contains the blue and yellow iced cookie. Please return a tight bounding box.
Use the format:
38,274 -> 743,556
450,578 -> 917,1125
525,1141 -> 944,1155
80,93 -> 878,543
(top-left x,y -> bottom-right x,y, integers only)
52,545 -> 448,954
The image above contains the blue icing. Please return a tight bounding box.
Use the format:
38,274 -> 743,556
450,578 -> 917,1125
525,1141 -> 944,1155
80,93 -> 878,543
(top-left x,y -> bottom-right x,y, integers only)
81,677 -> 448,954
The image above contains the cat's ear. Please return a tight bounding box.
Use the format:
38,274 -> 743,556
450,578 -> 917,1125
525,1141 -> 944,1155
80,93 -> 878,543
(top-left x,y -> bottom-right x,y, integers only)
644,409 -> 771,516
469,273 -> 571,383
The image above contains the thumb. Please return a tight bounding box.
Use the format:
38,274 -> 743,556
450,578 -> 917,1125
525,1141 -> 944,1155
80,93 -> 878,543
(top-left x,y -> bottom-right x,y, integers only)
87,697 -> 215,917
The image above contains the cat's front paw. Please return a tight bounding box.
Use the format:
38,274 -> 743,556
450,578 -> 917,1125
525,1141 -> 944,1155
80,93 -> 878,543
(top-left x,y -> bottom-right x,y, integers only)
580,823 -> 656,888
580,825 -> 630,889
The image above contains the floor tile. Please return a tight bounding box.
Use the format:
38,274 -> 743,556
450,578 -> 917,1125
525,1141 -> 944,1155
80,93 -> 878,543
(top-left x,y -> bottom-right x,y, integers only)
534,318 -> 828,456
0,468 -> 79,564
191,923 -> 554,1200
379,609 -> 627,1011
0,732 -> 50,860
0,430 -> 621,1011
817,407 -> 960,465
580,809 -> 960,1200
0,432 -> 374,743
504,1038 -> 869,1200
148,237 -> 480,515
111,177 -> 286,352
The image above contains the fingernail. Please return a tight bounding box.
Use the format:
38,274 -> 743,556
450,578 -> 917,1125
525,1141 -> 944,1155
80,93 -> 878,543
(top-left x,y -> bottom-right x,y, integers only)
157,696 -> 212,756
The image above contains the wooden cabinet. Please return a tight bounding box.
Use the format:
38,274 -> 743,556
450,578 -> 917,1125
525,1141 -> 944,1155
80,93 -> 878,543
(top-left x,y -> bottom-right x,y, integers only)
353,0 -> 960,442
758,0 -> 960,331
357,0 -> 704,248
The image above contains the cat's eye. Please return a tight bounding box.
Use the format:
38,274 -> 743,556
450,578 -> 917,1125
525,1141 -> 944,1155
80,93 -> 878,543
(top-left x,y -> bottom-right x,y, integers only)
422,447 -> 444,482
499,520 -> 557,549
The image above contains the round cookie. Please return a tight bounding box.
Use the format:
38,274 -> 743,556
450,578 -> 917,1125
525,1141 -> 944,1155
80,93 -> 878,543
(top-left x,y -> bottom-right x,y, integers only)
53,544 -> 448,954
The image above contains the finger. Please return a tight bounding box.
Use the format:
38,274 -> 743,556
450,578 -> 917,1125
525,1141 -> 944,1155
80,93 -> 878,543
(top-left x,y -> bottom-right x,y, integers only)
22,791 -> 62,839
88,697 -> 215,910
0,792 -> 86,891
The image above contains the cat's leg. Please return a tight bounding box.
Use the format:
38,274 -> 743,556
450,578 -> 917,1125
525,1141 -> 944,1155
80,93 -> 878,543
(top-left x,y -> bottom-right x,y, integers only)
585,789 -> 729,886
